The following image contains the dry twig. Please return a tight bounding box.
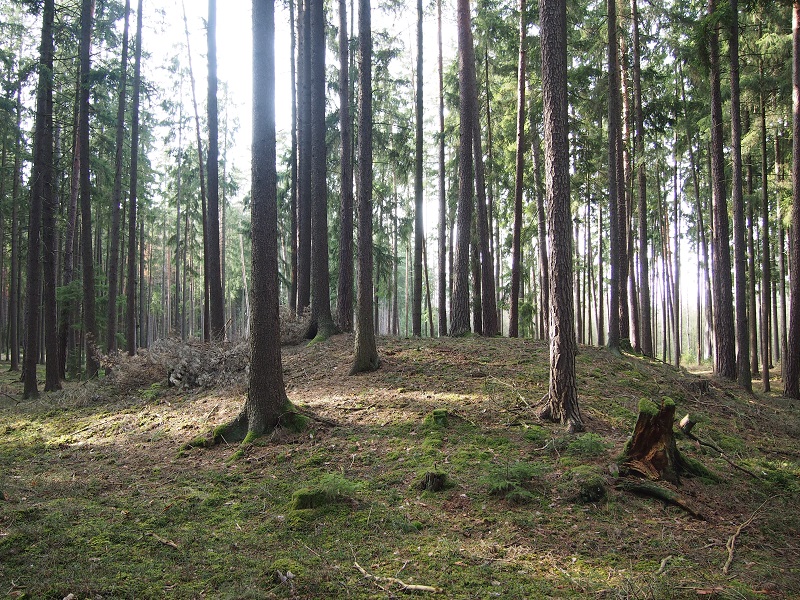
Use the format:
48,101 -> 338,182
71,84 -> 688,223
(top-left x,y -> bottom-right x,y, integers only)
723,497 -> 771,574
353,562 -> 442,594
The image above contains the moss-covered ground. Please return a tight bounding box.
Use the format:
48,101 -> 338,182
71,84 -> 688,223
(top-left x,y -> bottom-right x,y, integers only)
1,335 -> 798,598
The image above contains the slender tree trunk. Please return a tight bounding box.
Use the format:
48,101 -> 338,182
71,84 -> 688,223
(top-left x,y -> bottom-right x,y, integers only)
672,156 -> 681,368
759,79 -> 771,390
336,0 -> 354,332
351,0 -> 378,372
289,0 -> 298,314
412,0 -> 424,337
709,0 -> 736,379
598,201 -> 605,347
437,0 -> 447,336
80,0 -> 99,377
206,0 -> 225,340
632,0 -> 651,357
747,153 -> 759,374
785,0 -> 800,398
107,0 -> 130,355
539,0 -> 583,432
729,0 -> 752,390
296,0 -> 312,315
470,219 -> 482,334
9,76 -> 22,372
607,0 -> 622,354
175,93 -> 183,335
509,0 -> 526,339
126,0 -> 143,356
530,107 -> 549,342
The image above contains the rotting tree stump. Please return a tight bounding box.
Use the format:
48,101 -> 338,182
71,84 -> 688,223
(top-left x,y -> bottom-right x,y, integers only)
620,397 -> 686,484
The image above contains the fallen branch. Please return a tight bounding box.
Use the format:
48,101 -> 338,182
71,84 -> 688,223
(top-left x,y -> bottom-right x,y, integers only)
723,497 -> 771,574
679,414 -> 761,480
354,562 -> 442,594
147,532 -> 179,549
654,555 -> 673,576
487,376 -> 531,409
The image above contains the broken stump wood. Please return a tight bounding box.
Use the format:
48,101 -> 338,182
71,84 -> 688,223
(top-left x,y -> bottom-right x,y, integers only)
621,398 -> 685,484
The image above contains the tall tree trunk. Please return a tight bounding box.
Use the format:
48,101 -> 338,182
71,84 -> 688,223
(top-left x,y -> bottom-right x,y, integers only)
539,0 -> 583,432
80,0 -> 99,377
509,0 -> 526,339
206,0 -> 225,340
296,0 -> 312,315
631,0 -> 652,357
709,0 -> 736,379
175,89 -> 183,336
126,0 -> 143,356
607,0 -> 622,354
9,75 -> 22,372
672,156 -> 681,368
531,106 -> 549,342
729,0 -> 752,390
289,0 -> 298,314
471,220 -> 482,335
351,0 -> 378,373
412,0 -> 424,337
785,0 -> 800,398
308,0 -> 336,341
336,0 -> 354,332
437,0 -> 447,336
107,0 -> 130,355
23,0 -> 57,397
747,153 -> 759,374
759,78 -> 771,389
451,0 -> 476,337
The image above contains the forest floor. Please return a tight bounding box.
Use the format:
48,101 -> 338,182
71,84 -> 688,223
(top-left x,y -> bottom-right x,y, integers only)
1,333 -> 799,599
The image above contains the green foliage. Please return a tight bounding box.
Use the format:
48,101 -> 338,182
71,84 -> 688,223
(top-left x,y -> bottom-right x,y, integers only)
481,461 -> 547,504
290,474 -> 363,510
567,433 -> 610,457
559,465 -> 608,503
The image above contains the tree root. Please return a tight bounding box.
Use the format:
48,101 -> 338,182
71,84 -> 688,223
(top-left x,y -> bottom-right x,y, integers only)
616,479 -> 705,520
723,497 -> 771,574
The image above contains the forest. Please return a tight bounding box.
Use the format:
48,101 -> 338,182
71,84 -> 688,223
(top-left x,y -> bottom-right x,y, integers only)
0,0 -> 799,596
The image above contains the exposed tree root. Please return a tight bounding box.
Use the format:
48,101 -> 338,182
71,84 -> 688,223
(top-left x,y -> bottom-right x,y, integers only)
354,562 -> 442,594
616,479 -> 705,520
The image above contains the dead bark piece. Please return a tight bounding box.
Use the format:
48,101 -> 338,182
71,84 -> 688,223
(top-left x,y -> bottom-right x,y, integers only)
621,398 -> 683,484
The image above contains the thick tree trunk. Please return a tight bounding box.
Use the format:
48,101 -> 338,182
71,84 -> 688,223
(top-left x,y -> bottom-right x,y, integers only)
530,108 -> 549,342
289,0 -> 298,314
450,0 -> 476,337
729,0 -> 752,390
709,0 -> 736,379
539,0 -> 582,432
206,0 -> 225,341
107,0 -> 130,355
351,0 -> 379,373
509,0 -> 526,339
336,0 -> 354,333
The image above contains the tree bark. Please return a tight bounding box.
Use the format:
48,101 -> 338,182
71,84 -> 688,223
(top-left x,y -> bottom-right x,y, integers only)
336,0 -> 354,332
450,0 -> 476,337
9,75 -> 21,373
296,0 -> 312,315
351,0 -> 379,374
107,0 -> 130,355
631,0 -> 652,357
759,79 -> 771,390
606,0 -> 622,354
412,0 -> 423,337
126,0 -> 143,356
530,107 -> 549,342
729,0 -> 752,390
785,0 -> 800,398
437,0 -> 447,336
289,0 -> 298,314
538,0 -> 583,433
709,0 -> 736,379
80,0 -> 99,377
509,0 -> 526,339
206,0 -> 225,341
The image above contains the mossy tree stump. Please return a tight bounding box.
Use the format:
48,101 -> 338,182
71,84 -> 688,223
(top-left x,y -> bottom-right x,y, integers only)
621,398 -> 686,484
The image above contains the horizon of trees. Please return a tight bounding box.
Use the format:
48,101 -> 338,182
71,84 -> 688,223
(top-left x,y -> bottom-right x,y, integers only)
0,0 -> 797,403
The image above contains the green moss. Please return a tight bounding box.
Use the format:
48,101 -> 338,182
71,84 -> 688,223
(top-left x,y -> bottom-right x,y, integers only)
566,433 -> 610,457
290,488 -> 330,510
523,426 -> 548,443
661,396 -> 676,409
424,408 -> 449,428
638,398 -> 659,416
559,466 -> 607,503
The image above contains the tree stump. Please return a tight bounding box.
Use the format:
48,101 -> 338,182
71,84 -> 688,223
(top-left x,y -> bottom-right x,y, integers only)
620,398 -> 685,484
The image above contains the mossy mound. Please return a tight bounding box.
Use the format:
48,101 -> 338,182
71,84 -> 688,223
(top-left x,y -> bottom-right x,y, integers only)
559,465 -> 607,503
